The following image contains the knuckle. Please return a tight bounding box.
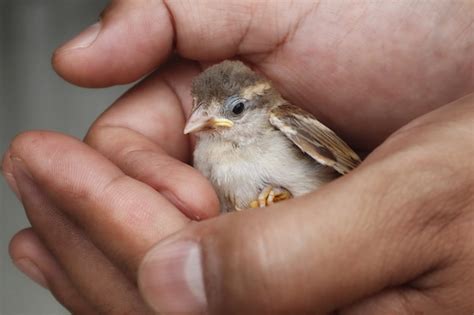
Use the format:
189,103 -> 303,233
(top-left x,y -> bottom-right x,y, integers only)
410,163 -> 468,233
376,115 -> 474,242
84,124 -> 113,150
386,149 -> 474,262
85,124 -> 158,164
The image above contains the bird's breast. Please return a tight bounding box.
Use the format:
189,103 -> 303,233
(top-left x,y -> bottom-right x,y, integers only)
193,132 -> 331,211
194,137 -> 274,209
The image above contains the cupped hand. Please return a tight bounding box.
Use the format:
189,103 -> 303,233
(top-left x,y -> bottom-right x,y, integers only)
139,94 -> 474,314
3,0 -> 474,314
52,0 -> 473,149
3,59 -> 220,313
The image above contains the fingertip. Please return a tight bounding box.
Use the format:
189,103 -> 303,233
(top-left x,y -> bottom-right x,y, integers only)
52,0 -> 174,87
8,130 -> 80,164
8,131 -> 52,162
138,239 -> 207,314
9,229 -> 51,290
8,228 -> 37,260
1,149 -> 21,199
186,174 -> 221,220
9,229 -> 98,313
162,167 -> 221,221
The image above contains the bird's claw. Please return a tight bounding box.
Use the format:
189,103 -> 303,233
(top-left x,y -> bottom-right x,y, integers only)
249,186 -> 291,208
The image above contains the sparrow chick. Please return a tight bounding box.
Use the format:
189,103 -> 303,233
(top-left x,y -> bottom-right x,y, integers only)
185,60 -> 361,212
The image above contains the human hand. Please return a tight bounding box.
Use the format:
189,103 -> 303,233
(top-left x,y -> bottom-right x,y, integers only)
3,0 -> 474,313
51,0 -> 474,149
3,59 -> 221,313
137,94 -> 474,314
5,94 -> 474,315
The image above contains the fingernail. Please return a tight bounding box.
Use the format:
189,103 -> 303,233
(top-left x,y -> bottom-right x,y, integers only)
139,241 -> 207,314
161,190 -> 202,221
2,171 -> 21,200
58,21 -> 101,51
14,258 -> 49,289
10,155 -> 32,183
10,157 -> 40,204
1,152 -> 21,200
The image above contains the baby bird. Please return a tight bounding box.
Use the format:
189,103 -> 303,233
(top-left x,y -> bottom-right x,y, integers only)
184,60 -> 360,212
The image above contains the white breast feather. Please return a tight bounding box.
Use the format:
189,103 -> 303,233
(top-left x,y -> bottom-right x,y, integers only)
193,130 -> 331,211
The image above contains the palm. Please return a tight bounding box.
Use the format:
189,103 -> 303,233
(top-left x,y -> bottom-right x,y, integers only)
235,2 -> 472,149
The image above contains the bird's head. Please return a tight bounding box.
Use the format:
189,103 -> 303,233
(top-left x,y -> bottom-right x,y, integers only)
184,60 -> 278,142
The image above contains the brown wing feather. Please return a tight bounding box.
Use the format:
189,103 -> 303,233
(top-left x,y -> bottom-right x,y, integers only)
269,104 -> 361,174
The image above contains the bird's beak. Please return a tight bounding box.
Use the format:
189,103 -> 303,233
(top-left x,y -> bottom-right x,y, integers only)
184,111 -> 234,134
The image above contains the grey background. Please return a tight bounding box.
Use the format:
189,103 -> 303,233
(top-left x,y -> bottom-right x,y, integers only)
1,1 -> 130,314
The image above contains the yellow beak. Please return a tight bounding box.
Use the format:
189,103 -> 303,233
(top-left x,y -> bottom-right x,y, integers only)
184,115 -> 234,134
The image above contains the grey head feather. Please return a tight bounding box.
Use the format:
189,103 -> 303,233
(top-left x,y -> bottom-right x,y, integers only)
191,60 -> 264,107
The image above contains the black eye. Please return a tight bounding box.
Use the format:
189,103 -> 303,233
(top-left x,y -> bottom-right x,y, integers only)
232,102 -> 245,115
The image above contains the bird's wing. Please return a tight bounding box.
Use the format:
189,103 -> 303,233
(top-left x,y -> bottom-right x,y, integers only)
269,103 -> 361,174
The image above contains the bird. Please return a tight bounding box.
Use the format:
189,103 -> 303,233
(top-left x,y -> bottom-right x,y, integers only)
184,60 -> 361,212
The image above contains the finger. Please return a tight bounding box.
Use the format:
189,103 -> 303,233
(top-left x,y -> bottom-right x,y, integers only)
52,0 -> 173,87
9,174 -> 152,314
9,229 -> 97,314
339,289 -> 452,315
138,95 -> 474,314
52,0 -> 297,87
7,131 -> 190,277
85,59 -> 219,220
86,126 -> 219,221
52,0 -> 474,151
87,59 -> 198,162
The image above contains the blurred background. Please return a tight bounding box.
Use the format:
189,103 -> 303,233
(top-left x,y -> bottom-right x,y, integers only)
1,1 -> 130,314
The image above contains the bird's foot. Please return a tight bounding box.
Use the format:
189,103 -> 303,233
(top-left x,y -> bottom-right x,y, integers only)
249,186 -> 292,208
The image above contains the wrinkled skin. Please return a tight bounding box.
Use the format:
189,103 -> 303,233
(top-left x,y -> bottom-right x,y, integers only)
2,1 -> 474,314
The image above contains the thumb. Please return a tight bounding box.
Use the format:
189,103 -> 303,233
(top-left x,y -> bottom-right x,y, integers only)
52,0 -> 299,88
137,150 -> 454,314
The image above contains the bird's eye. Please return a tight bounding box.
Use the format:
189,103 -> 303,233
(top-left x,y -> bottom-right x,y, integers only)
225,96 -> 248,117
232,102 -> 245,115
